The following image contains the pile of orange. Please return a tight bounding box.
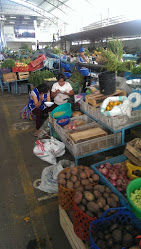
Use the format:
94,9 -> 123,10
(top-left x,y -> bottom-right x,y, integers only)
105,101 -> 122,111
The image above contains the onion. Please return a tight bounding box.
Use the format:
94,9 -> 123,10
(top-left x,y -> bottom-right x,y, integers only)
113,164 -> 120,169
117,186 -> 123,192
99,164 -> 105,169
117,179 -> 122,187
105,163 -> 112,169
101,168 -> 108,176
110,180 -> 117,186
110,174 -> 117,181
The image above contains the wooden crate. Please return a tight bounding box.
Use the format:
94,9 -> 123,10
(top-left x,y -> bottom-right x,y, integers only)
59,206 -> 88,249
124,149 -> 141,166
126,138 -> 141,162
18,72 -> 29,80
2,72 -> 17,82
85,89 -> 126,108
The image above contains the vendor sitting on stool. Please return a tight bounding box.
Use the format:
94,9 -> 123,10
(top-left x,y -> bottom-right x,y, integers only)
28,84 -> 54,137
51,73 -> 74,106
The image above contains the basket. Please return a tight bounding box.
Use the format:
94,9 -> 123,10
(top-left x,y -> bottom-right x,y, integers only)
58,168 -> 75,212
51,103 -> 72,119
73,201 -> 96,241
56,116 -> 70,126
126,178 -> 141,220
126,162 -> 141,180
89,207 -> 141,249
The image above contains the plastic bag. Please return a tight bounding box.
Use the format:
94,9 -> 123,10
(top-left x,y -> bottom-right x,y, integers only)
34,160 -> 75,193
101,96 -> 132,118
33,138 -> 65,164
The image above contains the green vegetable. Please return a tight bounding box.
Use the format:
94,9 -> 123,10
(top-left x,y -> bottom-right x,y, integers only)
1,59 -> 15,69
130,188 -> 141,209
131,66 -> 141,75
28,70 -> 54,87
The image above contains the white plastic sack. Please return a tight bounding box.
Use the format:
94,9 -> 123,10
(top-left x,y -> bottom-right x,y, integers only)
101,96 -> 132,118
33,137 -> 65,164
34,160 -> 75,193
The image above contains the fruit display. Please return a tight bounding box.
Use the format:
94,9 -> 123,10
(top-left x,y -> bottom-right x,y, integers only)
15,61 -> 28,67
98,162 -> 131,195
105,101 -> 123,111
130,188 -> 141,209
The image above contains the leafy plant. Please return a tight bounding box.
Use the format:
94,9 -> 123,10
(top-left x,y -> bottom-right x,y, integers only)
131,66 -> 141,75
52,47 -> 63,55
69,70 -> 85,85
107,38 -> 123,61
84,48 -> 90,57
21,58 -> 32,65
28,70 -> 54,87
1,59 -> 15,69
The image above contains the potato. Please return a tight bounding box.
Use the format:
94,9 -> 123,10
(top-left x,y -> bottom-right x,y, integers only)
103,192 -> 110,198
86,210 -> 94,217
74,191 -> 82,204
112,229 -> 122,242
84,169 -> 91,178
82,198 -> 88,206
78,204 -> 85,212
87,201 -> 99,213
84,191 -> 95,201
107,197 -> 118,208
110,193 -> 119,202
92,174 -> 99,182
84,185 -> 93,191
105,187 -> 112,193
78,165 -> 85,170
97,197 -> 106,208
74,181 -> 80,189
94,184 -> 105,193
71,167 -> 78,175
58,173 -> 65,180
71,175 -> 77,183
66,172 -> 71,180
67,181 -> 73,189
80,172 -> 87,179
58,178 -> 66,186
76,186 -> 84,192
81,179 -> 89,185
97,211 -> 103,218
93,190 -> 102,199
103,204 -> 110,211
89,178 -> 93,183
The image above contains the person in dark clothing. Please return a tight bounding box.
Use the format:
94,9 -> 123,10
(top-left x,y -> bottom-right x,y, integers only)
136,52 -> 141,64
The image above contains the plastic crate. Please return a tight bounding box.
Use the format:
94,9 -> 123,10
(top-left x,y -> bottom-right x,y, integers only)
12,65 -> 31,72
91,154 -> 130,208
89,208 -> 141,249
30,62 -> 43,71
0,67 -> 11,74
30,54 -> 46,67
54,121 -> 121,157
79,99 -> 141,131
11,83 -> 28,94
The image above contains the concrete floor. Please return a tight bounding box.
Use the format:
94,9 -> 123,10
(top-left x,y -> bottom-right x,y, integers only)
0,92 -> 139,249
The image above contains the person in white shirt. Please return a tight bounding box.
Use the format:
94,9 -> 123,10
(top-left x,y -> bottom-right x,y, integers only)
51,73 -> 74,106
0,52 -> 5,61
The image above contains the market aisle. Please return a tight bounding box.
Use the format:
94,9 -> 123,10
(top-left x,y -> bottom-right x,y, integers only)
0,93 -> 72,249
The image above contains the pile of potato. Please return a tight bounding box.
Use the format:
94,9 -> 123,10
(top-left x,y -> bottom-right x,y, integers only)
58,166 -> 99,190
74,184 -> 120,218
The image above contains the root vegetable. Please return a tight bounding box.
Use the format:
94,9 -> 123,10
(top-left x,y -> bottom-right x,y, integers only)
92,174 -> 99,182
71,167 -> 78,175
104,233 -> 111,240
122,233 -> 133,248
71,175 -> 77,183
94,184 -> 105,193
67,181 -> 73,189
74,181 -> 80,189
97,211 -> 103,218
110,193 -> 119,202
110,223 -> 118,232
87,201 -> 99,212
105,187 -> 112,193
103,192 -> 110,198
58,173 -> 65,179
58,178 -> 66,186
80,172 -> 87,179
89,178 -> 93,183
97,239 -> 106,249
107,238 -> 114,248
93,190 -> 102,199
84,191 -> 94,201
84,185 -> 93,190
81,179 -> 89,185
97,197 -> 106,208
74,191 -> 82,204
86,210 -> 94,217
97,231 -> 104,239
107,197 -> 118,208
112,229 -> 122,242
76,186 -> 84,192
103,204 -> 110,211
66,172 -> 71,180
82,198 -> 88,206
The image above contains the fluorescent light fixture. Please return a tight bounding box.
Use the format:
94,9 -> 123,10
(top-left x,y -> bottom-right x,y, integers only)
24,17 -> 30,19
10,16 -> 16,18
9,21 -> 15,24
22,22 -> 28,24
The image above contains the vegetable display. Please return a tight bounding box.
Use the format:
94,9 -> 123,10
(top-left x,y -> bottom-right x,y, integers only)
98,162 -> 131,194
58,118 -> 68,124
130,188 -> 141,209
92,222 -> 140,249
74,184 -> 120,219
58,166 -> 99,190
105,101 -> 123,111
53,111 -> 65,118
